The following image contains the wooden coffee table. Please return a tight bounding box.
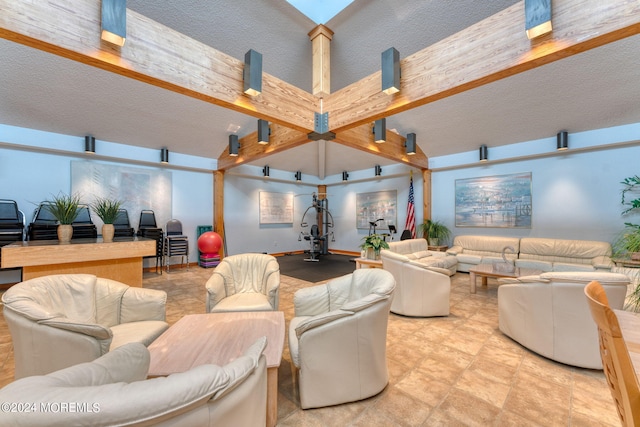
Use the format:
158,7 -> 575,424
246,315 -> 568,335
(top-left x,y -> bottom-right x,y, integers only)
147,311 -> 285,427
468,264 -> 543,293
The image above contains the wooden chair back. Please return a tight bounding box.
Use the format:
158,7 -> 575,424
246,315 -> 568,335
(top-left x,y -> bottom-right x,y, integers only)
584,280 -> 640,427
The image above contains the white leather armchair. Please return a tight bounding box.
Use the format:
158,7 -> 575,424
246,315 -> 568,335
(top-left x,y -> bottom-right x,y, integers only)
2,274 -> 168,378
206,253 -> 280,312
498,271 -> 629,369
381,248 -> 451,317
288,269 -> 395,409
0,338 -> 268,427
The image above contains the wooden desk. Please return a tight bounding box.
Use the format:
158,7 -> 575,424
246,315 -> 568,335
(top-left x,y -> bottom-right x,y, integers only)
428,245 -> 449,252
148,312 -> 285,427
0,237 -> 155,287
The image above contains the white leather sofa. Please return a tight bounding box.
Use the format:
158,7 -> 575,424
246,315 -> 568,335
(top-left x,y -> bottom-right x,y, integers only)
515,237 -> 613,272
288,269 -> 395,409
206,253 -> 280,312
2,274 -> 168,378
0,338 -> 268,427
498,271 -> 629,369
381,239 -> 453,317
447,235 -> 520,272
383,238 -> 458,275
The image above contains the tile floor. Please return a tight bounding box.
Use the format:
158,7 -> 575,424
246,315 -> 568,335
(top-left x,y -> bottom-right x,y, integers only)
0,266 -> 621,426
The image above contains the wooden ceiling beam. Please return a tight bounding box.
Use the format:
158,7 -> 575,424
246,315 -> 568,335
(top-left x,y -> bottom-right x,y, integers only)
217,123 -> 311,170
0,0 -> 317,133
323,0 -> 640,133
334,125 -> 429,169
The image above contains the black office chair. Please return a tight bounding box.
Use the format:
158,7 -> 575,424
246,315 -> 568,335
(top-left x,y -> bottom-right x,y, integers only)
0,200 -> 25,265
164,219 -> 189,272
400,229 -> 413,241
304,224 -> 326,262
137,210 -> 163,274
113,209 -> 135,238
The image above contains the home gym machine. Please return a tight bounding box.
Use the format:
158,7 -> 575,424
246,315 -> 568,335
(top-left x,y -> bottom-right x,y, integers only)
298,192 -> 334,261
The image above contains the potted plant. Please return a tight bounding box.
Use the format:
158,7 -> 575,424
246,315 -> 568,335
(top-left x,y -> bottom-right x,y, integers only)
360,233 -> 390,260
44,192 -> 82,243
615,175 -> 640,260
419,219 -> 451,246
91,197 -> 122,243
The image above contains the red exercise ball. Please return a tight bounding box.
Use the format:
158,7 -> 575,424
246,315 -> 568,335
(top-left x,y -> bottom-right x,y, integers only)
197,231 -> 222,254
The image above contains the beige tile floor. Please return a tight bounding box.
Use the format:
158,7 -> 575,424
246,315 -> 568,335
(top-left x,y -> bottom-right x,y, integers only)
0,266 -> 621,426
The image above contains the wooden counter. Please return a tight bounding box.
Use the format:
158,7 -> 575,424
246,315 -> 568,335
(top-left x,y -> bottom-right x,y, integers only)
0,237 -> 156,287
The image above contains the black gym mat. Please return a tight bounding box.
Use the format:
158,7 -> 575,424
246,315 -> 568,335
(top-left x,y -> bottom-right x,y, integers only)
275,253 -> 357,283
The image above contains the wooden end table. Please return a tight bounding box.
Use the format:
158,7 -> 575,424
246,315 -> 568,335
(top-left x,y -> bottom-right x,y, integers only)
354,257 -> 383,269
147,311 -> 285,427
468,264 -> 543,293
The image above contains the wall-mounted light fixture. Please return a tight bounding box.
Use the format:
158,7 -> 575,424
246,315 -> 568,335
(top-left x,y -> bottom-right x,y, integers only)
243,49 -> 263,96
374,164 -> 382,176
373,118 -> 386,143
160,148 -> 169,164
84,136 -> 96,154
405,133 -> 416,156
381,47 -> 400,95
525,0 -> 553,40
479,145 -> 488,162
262,165 -> 270,177
101,0 -> 127,47
229,134 -> 240,157
257,119 -> 270,144
295,171 -> 302,181
557,130 -> 568,151
342,171 -> 349,182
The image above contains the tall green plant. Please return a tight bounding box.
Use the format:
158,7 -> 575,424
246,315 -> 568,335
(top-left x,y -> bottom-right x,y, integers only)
44,192 -> 81,224
91,197 -> 122,224
419,219 -> 451,244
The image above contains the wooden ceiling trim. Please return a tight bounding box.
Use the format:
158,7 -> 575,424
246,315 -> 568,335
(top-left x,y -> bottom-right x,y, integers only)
0,0 -> 317,132
333,125 -> 429,169
217,123 -> 311,170
324,0 -> 640,132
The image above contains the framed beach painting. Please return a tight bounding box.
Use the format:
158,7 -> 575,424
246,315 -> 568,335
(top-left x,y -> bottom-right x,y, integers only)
455,172 -> 532,228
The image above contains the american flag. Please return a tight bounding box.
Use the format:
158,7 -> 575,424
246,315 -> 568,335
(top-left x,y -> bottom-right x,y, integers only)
404,174 -> 416,239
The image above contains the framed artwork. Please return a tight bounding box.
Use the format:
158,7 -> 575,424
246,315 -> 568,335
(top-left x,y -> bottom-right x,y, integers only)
455,172 -> 532,228
259,192 -> 294,224
71,161 -> 172,230
356,190 -> 397,230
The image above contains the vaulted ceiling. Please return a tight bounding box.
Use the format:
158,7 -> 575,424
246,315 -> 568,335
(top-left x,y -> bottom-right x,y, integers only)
1,0 -> 640,178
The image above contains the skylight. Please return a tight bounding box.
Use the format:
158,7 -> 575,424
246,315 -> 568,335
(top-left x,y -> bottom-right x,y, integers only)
287,0 -> 355,24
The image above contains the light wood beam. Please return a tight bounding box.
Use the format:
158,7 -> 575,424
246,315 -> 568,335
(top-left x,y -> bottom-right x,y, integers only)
308,25 -> 333,97
213,170 -> 225,259
217,123 -> 310,170
422,169 -> 431,225
324,0 -> 640,132
333,125 -> 429,169
0,0 -> 317,132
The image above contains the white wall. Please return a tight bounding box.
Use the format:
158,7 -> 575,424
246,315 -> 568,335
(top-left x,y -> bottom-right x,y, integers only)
0,125 -> 213,274
2,122 -> 640,283
432,144 -> 640,244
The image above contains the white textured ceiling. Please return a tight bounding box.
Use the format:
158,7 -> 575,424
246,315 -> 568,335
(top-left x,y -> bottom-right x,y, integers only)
1,0 -> 639,177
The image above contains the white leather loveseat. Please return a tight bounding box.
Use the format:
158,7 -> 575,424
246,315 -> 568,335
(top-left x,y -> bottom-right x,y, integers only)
2,274 -> 169,378
0,338 -> 268,426
382,238 -> 458,276
498,271 -> 629,369
515,237 -> 613,272
446,235 -> 520,272
381,239 -> 455,317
